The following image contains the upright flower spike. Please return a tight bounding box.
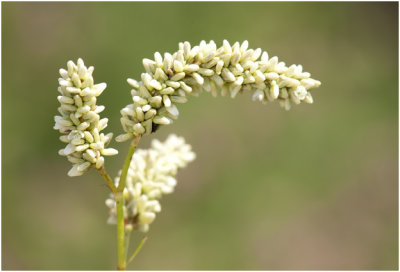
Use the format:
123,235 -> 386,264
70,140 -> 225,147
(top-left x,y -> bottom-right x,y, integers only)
54,58 -> 118,176
106,134 -> 196,232
116,40 -> 321,142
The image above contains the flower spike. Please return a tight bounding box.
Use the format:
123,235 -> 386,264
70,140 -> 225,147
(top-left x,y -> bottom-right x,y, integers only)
117,40 -> 321,141
106,134 -> 195,232
54,58 -> 118,176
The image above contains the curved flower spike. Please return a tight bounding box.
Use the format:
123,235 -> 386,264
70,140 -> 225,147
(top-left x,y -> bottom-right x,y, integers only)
116,40 -> 321,141
106,134 -> 196,232
54,58 -> 118,176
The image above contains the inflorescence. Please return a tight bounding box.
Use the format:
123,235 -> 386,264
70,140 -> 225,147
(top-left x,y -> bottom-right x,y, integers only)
116,40 -> 321,142
106,134 -> 196,232
54,40 -> 321,269
54,59 -> 118,176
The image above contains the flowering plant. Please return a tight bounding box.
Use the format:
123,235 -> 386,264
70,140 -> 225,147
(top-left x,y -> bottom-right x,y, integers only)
54,40 -> 320,270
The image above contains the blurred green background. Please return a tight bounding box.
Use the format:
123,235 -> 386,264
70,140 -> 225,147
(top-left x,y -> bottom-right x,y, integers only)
2,2 -> 398,270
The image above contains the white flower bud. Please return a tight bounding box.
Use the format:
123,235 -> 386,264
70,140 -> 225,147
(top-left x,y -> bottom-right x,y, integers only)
240,40 -> 249,52
135,107 -> 144,122
198,68 -> 214,77
166,80 -> 180,89
234,76 -> 244,86
149,79 -> 162,90
265,72 -> 279,81
270,81 -> 280,99
163,95 -> 171,107
230,85 -> 241,99
294,85 -> 307,100
133,96 -> 148,106
138,212 -> 156,225
77,161 -> 91,172
102,148 -> 119,156
63,143 -> 76,155
252,89 -> 264,102
215,60 -> 224,74
163,53 -> 173,71
160,87 -> 175,95
67,156 -> 84,164
173,60 -> 184,73
221,68 -> 235,82
96,156 -> 104,169
304,92 -> 314,104
144,109 -> 157,119
149,96 -> 162,108
170,72 -> 185,81
192,73 -> 204,85
301,78 -> 321,89
142,59 -> 156,74
57,96 -> 74,104
75,144 -> 89,152
166,104 -> 179,117
170,96 -> 187,103
153,116 -> 171,125
185,64 -> 199,73
180,82 -> 192,93
154,52 -> 163,66
127,78 -> 139,88
68,164 -> 83,177
115,133 -> 133,142
133,123 -> 145,134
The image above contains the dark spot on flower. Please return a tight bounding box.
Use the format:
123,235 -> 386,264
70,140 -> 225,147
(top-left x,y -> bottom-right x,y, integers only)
152,123 -> 160,133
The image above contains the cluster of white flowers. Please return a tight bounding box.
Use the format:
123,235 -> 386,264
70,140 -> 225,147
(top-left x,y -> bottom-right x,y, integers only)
116,40 -> 321,142
54,59 -> 118,176
106,134 -> 196,232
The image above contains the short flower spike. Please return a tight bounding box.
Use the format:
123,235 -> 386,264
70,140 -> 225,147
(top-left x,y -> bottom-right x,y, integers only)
117,40 -> 321,142
54,59 -> 118,176
106,134 -> 195,232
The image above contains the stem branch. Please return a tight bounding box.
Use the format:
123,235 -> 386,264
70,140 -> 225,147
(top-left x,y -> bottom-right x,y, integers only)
97,166 -> 117,193
127,236 -> 148,264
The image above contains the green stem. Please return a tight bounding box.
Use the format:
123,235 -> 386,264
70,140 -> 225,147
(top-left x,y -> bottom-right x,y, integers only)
117,136 -> 141,192
115,135 -> 141,270
127,236 -> 148,264
97,166 -> 117,193
116,193 -> 126,270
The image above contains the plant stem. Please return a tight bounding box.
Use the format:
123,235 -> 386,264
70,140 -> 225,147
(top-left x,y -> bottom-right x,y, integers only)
97,166 -> 117,193
117,136 -> 141,192
115,135 -> 141,270
127,236 -> 148,264
116,192 -> 126,270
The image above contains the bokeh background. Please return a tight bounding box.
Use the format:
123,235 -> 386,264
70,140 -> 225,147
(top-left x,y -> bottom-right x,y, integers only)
2,2 -> 398,270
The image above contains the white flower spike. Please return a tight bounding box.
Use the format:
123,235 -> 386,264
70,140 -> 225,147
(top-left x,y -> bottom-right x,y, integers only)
106,134 -> 196,232
54,58 -> 118,177
117,40 -> 321,141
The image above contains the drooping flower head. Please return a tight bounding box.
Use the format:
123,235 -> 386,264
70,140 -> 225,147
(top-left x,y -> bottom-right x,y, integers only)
106,134 -> 196,232
54,58 -> 118,176
116,40 -> 321,142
